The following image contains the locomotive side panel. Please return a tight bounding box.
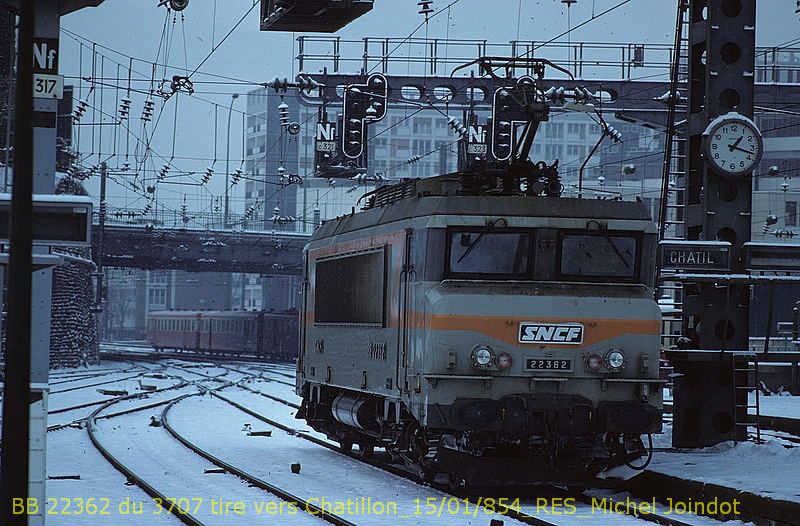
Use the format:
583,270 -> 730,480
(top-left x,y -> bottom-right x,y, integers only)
302,230 -> 406,400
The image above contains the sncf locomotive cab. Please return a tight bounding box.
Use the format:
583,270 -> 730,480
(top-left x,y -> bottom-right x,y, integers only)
297,181 -> 663,486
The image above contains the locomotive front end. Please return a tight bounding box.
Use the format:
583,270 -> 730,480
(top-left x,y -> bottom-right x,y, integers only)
405,207 -> 662,484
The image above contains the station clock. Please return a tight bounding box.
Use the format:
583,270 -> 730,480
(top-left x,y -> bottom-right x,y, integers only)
702,112 -> 763,178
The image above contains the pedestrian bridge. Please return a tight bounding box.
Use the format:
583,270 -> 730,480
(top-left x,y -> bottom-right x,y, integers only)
92,223 -> 309,275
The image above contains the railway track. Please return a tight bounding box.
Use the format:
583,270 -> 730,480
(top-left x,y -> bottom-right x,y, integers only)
87,357 -> 755,526
47,365 -> 231,431
205,365 -> 700,526
85,391 -> 211,526
161,393 -> 357,526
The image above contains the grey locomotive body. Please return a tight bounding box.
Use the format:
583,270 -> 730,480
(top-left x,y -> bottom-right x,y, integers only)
296,175 -> 663,486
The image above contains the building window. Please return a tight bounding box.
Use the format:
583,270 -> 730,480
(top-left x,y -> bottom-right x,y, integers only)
545,144 -> 564,159
544,123 -> 564,139
567,123 -> 586,139
148,288 -> 166,306
566,144 -> 585,157
390,138 -> 409,158
786,201 -> 798,227
413,117 -> 432,134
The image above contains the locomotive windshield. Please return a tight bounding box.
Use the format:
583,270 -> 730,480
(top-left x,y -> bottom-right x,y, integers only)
448,231 -> 530,276
446,228 -> 643,282
560,233 -> 638,279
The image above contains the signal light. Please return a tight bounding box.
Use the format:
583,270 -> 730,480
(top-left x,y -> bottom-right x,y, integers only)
605,350 -> 626,372
585,354 -> 603,372
495,352 -> 513,371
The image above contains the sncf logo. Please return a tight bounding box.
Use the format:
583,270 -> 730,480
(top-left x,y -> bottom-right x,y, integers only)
518,323 -> 584,344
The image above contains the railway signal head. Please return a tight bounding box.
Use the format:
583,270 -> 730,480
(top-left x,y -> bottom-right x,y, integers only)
341,74 -> 388,160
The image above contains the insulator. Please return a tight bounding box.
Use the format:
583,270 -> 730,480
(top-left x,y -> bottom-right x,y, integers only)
118,97 -> 131,120
120,162 -> 130,171
202,167 -> 213,184
277,165 -> 286,178
408,155 -> 421,164
295,75 -> 320,93
574,87 -> 594,102
418,0 -> 434,16
447,116 -> 468,138
141,99 -> 155,122
72,98 -> 89,121
278,102 -> 290,126
544,86 -> 566,102
365,104 -> 378,118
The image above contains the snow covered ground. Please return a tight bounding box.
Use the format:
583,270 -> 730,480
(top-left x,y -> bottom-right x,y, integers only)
621,425 -> 800,504
750,393 -> 800,419
40,359 -> 800,526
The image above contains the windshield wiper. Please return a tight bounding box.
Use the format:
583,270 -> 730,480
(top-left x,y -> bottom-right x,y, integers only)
602,231 -> 631,269
457,218 -> 508,264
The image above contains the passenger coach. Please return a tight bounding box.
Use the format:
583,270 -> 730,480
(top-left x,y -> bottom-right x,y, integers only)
146,309 -> 298,360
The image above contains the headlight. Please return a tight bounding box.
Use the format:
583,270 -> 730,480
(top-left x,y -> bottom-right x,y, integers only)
605,349 -> 626,372
471,347 -> 493,368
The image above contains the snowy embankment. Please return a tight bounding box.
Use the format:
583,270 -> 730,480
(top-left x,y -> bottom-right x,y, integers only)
648,427 -> 800,504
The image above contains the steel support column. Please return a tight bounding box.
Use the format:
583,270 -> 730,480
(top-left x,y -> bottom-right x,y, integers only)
672,0 -> 756,448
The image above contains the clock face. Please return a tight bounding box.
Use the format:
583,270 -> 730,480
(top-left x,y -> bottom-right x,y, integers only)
706,119 -> 763,176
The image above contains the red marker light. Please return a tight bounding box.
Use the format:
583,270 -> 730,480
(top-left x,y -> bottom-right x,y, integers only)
496,352 -> 513,370
585,354 -> 604,372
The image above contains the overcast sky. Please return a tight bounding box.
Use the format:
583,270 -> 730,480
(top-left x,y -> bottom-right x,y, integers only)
59,0 -> 800,214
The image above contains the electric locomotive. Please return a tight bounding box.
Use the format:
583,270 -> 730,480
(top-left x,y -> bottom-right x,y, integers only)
295,171 -> 663,487
297,62 -> 663,486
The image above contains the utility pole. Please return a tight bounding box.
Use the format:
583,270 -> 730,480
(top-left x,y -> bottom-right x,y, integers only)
224,93 -> 239,228
0,3 -> 34,525
0,3 -> 104,524
92,162 -> 107,336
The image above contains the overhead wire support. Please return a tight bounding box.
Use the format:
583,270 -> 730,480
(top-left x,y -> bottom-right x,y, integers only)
0,2 -> 34,523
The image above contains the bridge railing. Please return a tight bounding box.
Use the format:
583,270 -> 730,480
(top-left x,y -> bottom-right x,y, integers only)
96,208 -> 303,234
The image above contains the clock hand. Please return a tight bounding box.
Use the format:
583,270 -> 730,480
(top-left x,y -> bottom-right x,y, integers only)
731,146 -> 755,155
727,136 -> 744,151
